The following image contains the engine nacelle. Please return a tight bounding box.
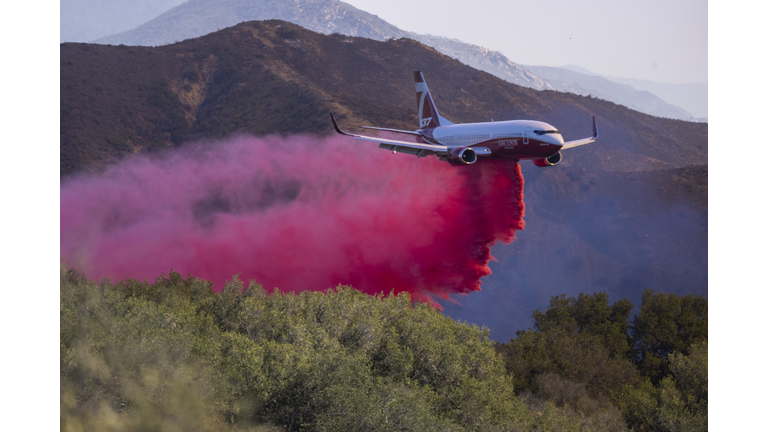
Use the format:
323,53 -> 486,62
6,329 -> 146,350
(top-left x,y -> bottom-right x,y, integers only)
532,152 -> 563,167
444,147 -> 478,165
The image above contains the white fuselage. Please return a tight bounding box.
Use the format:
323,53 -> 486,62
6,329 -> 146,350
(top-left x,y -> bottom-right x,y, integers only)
428,120 -> 565,147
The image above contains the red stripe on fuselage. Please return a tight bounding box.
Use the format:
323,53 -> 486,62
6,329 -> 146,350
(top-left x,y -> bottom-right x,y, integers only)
420,132 -> 561,159
480,138 -> 562,159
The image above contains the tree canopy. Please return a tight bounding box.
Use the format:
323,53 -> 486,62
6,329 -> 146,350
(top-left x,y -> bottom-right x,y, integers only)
496,290 -> 708,432
630,289 -> 708,383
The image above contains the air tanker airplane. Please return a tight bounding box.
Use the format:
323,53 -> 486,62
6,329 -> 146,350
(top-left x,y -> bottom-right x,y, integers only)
331,71 -> 598,166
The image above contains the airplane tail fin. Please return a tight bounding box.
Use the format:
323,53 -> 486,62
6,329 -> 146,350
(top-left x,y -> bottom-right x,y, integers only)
414,71 -> 453,128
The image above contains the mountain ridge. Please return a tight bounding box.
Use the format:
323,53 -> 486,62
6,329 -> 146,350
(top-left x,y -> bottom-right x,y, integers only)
521,65 -> 696,121
63,20 -> 706,177
89,0 -> 551,91
559,65 -> 708,119
90,0 -> 698,121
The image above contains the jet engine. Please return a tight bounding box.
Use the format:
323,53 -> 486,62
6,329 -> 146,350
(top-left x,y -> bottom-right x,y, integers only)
444,147 -> 478,165
532,152 -> 562,167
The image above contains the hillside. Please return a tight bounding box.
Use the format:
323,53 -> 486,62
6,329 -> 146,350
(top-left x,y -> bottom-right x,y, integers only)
61,20 -> 707,340
62,20 -> 707,176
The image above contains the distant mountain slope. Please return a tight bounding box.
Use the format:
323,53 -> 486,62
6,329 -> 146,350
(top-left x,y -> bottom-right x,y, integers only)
606,78 -> 708,120
61,21 -> 707,340
413,34 -> 550,91
521,65 -> 695,121
61,0 -> 186,42
92,0 -> 551,91
93,0 -> 404,45
560,65 -> 708,120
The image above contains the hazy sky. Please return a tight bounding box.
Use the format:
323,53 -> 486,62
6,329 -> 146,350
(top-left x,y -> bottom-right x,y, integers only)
344,0 -> 707,84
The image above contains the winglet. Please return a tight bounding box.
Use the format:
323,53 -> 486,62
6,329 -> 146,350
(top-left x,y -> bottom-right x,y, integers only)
560,116 -> 599,150
330,112 -> 354,136
592,116 -> 599,139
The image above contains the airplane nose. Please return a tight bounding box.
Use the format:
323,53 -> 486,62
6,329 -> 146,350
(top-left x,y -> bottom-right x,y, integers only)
543,134 -> 563,146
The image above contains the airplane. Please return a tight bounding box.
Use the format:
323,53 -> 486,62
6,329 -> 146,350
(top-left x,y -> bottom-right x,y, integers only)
330,71 -> 598,167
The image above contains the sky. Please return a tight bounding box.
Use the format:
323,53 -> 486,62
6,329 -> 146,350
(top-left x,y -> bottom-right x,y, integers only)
344,0 -> 708,84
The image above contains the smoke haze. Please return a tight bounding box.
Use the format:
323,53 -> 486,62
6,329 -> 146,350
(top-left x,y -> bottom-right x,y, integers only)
439,162 -> 708,341
60,135 -> 525,304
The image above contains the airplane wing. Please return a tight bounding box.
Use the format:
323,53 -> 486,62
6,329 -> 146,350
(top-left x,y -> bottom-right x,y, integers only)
561,116 -> 599,150
331,113 -> 449,156
359,126 -> 424,137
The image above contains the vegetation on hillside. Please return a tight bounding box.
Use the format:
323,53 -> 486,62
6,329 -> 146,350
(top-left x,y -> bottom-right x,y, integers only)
61,265 -> 706,431
496,291 -> 708,431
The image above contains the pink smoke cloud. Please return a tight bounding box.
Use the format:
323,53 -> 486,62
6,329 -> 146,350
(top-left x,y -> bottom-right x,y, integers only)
60,134 -> 525,304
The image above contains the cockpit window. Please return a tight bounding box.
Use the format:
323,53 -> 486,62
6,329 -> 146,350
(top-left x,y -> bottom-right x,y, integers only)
534,129 -> 560,135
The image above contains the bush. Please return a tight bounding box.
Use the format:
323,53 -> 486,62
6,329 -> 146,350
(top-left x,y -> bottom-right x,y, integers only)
631,289 -> 708,383
498,293 -> 640,400
61,265 -> 540,431
614,340 -> 707,431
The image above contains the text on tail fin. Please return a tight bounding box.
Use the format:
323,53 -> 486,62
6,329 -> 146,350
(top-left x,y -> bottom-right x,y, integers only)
414,71 -> 442,129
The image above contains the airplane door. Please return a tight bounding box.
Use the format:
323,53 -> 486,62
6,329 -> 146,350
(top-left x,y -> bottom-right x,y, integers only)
523,126 -> 531,144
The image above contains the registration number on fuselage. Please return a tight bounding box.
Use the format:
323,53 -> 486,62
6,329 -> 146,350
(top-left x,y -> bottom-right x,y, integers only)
499,139 -> 521,149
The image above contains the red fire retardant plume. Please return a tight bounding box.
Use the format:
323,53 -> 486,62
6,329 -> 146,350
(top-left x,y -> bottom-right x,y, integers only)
60,135 -> 525,305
